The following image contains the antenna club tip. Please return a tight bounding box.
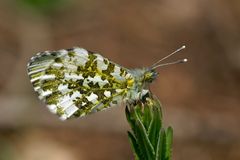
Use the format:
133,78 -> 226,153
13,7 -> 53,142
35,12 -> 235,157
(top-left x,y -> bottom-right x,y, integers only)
182,45 -> 186,49
183,58 -> 188,62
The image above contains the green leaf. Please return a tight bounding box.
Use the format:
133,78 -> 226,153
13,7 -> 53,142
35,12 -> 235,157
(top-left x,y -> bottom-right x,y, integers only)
126,106 -> 135,126
133,109 -> 155,160
155,129 -> 166,160
125,106 -> 132,124
149,108 -> 162,149
164,127 -> 173,160
142,104 -> 153,129
127,131 -> 142,160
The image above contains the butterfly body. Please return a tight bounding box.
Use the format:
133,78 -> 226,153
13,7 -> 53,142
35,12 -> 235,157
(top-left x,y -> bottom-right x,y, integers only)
27,47 -> 158,120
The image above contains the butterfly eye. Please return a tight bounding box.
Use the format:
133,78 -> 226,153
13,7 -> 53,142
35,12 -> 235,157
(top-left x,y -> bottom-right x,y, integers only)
144,71 -> 154,83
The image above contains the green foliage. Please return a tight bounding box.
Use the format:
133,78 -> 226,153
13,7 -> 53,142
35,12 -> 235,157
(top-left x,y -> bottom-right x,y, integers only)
0,139 -> 14,160
18,0 -> 65,13
126,97 -> 173,160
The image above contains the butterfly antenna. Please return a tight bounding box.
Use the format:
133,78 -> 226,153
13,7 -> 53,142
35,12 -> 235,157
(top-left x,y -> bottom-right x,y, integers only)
152,58 -> 187,69
151,45 -> 186,68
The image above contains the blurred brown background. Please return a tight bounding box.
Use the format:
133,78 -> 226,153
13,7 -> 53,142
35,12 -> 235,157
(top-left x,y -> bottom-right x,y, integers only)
0,0 -> 240,159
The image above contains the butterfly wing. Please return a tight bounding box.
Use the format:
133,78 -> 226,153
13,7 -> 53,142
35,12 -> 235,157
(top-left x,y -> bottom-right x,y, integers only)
27,47 -> 134,120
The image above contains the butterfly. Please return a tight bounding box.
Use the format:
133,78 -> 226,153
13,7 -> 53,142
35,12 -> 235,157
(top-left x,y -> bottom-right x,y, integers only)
27,46 -> 187,120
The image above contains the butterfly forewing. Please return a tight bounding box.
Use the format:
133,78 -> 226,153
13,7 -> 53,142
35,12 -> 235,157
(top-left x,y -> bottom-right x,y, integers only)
27,47 -> 134,120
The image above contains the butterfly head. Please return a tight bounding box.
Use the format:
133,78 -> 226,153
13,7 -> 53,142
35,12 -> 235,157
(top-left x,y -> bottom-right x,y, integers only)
143,69 -> 158,83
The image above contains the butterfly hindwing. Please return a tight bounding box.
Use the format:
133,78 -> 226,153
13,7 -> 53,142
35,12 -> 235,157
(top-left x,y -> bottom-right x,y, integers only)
27,47 -> 134,120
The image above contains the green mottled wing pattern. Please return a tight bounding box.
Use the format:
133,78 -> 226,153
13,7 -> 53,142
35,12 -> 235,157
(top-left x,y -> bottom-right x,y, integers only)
27,47 -> 134,120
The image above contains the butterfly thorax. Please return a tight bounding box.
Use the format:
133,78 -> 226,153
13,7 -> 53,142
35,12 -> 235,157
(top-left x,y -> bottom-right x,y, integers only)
126,68 -> 157,102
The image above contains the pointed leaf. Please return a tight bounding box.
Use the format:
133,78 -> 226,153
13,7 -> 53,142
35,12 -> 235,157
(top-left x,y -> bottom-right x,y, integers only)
148,105 -> 162,149
155,129 -> 166,160
133,110 -> 155,160
143,104 -> 153,130
127,131 -> 142,160
125,106 -> 137,133
164,127 -> 173,160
